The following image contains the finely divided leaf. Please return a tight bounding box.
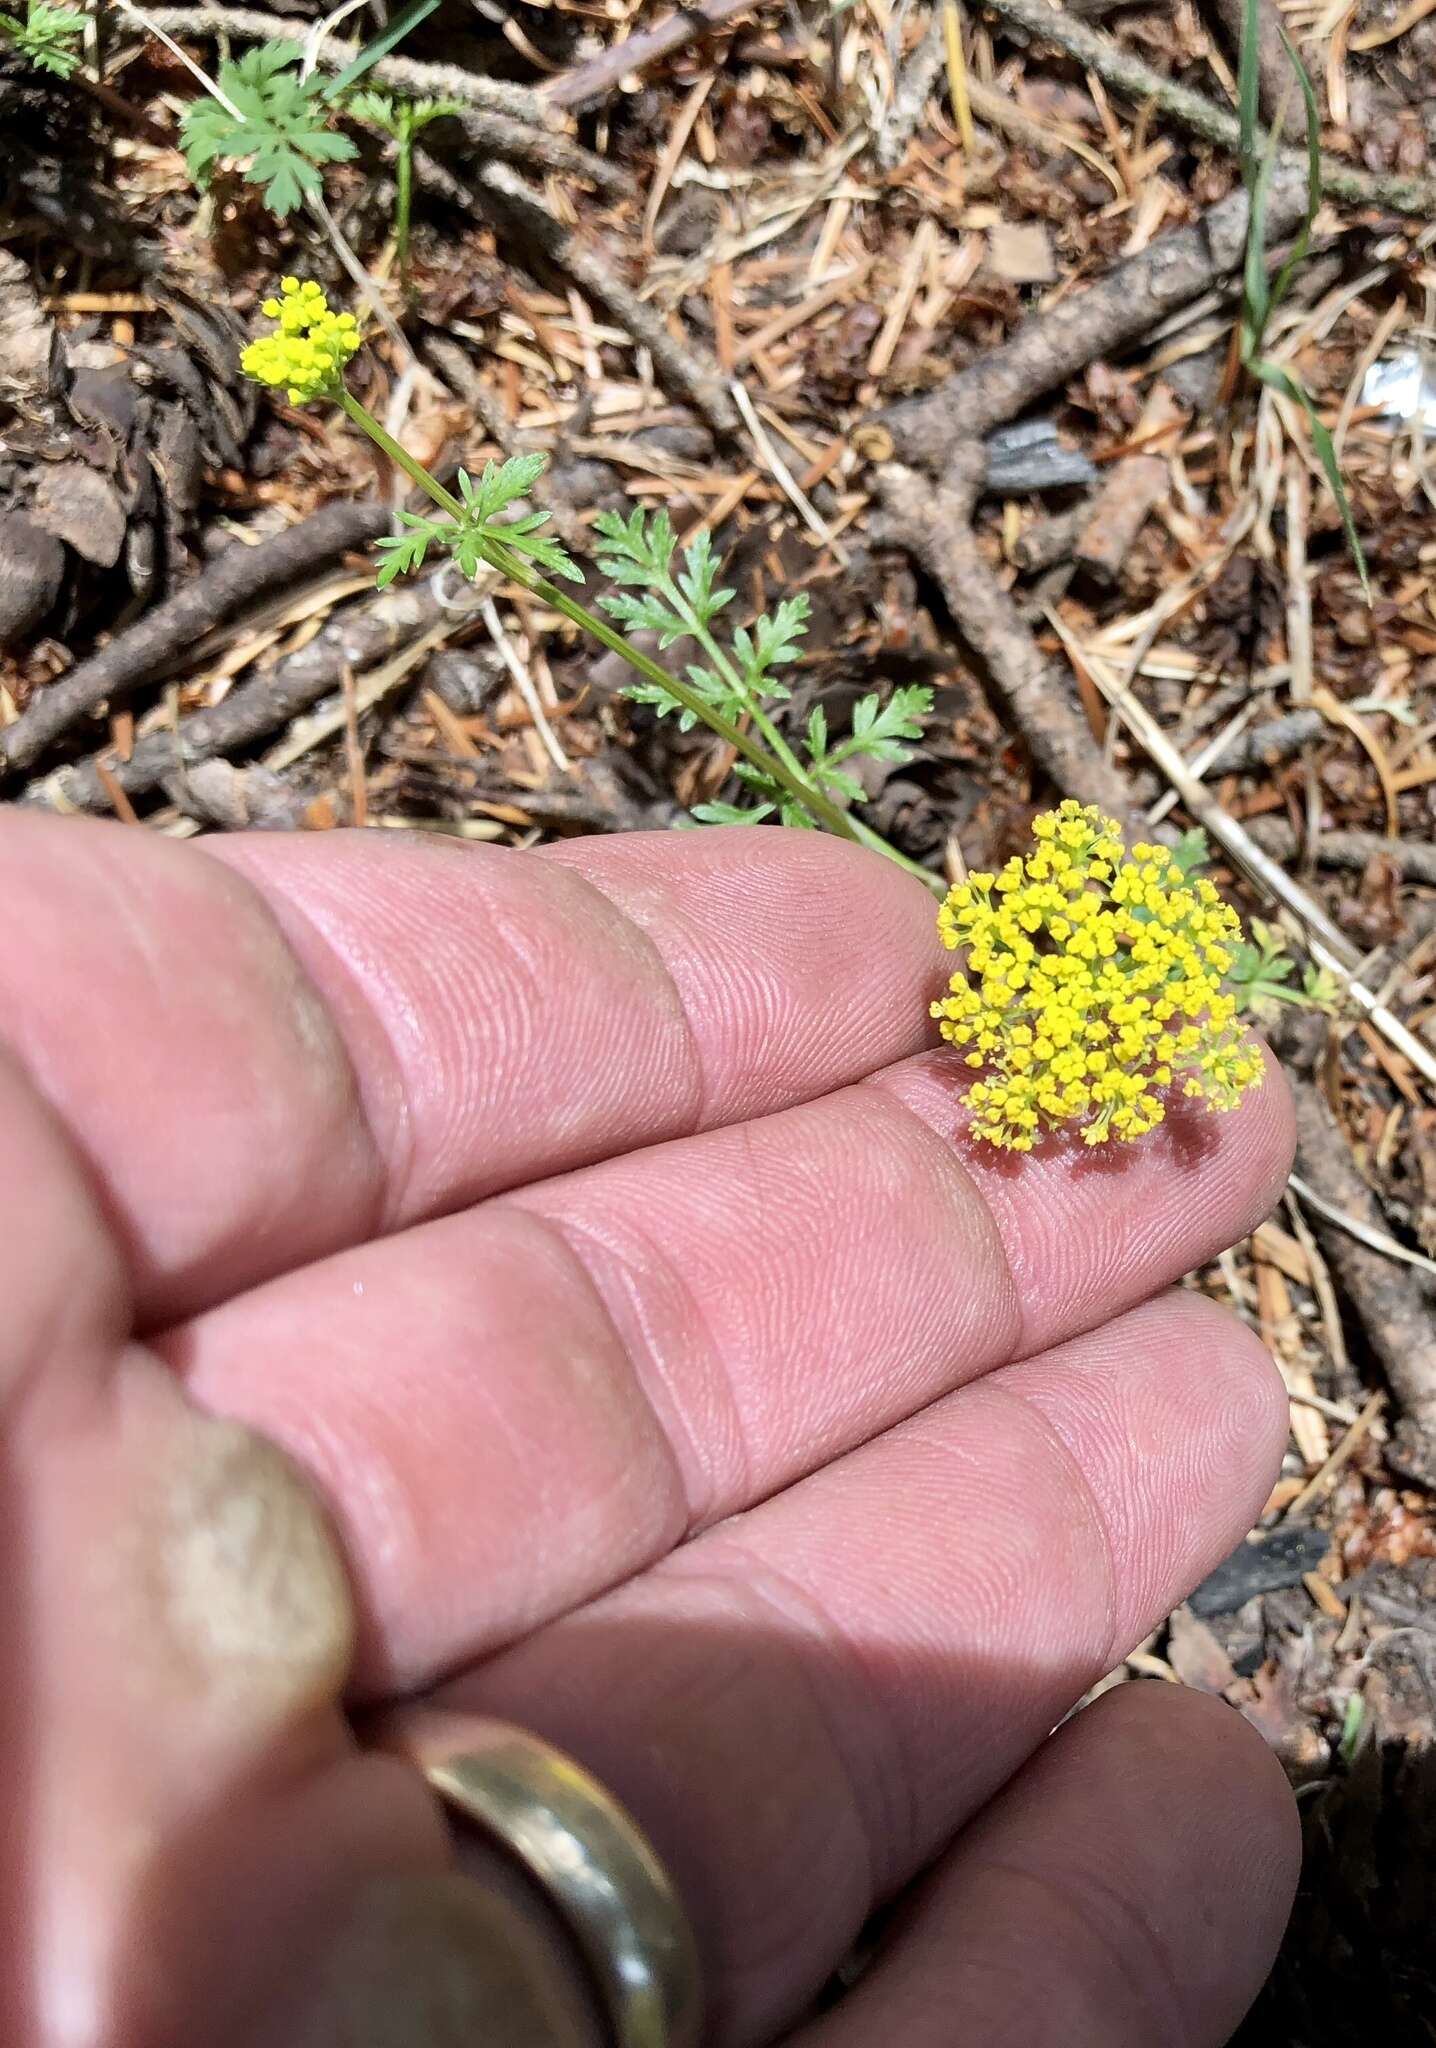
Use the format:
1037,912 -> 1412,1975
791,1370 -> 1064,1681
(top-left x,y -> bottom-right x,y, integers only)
179,48 -> 355,216
833,684 -> 933,765
691,801 -> 776,825
375,513 -> 450,587
459,453 -> 548,522
1171,826 -> 1211,877
598,590 -> 690,645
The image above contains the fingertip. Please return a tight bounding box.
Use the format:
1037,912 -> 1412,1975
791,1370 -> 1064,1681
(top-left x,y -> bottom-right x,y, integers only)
1077,1679 -> 1302,1930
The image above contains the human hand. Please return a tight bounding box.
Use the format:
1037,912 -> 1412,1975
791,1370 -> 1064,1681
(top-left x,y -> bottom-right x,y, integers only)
2,815 -> 1298,2046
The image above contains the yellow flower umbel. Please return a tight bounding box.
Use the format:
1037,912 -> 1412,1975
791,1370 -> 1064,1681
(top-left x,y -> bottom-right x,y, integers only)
932,799 -> 1263,1152
240,277 -> 361,405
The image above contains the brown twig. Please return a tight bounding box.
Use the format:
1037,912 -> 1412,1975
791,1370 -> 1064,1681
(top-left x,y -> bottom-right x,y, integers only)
979,0 -> 1436,214
1248,817 -> 1436,888
24,564 -> 477,813
875,7 -> 949,170
873,451 -> 1145,828
137,7 -> 552,122
1291,1081 -> 1436,1433
880,172 -> 1310,462
1010,500 -> 1093,572
543,0 -> 761,112
446,113 -> 629,197
0,501 -> 390,777
1215,708 -> 1327,773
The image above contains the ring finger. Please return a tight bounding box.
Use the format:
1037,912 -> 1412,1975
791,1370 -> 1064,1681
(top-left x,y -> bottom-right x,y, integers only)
420,1289 -> 1289,2045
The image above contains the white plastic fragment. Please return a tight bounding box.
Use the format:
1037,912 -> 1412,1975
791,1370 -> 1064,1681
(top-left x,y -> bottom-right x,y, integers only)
1360,350 -> 1436,432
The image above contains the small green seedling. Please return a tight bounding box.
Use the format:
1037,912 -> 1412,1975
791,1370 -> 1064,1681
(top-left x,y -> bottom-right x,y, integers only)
0,2 -> 85,77
590,506 -> 931,830
240,279 -> 939,888
178,0 -> 441,222
346,91 -> 460,280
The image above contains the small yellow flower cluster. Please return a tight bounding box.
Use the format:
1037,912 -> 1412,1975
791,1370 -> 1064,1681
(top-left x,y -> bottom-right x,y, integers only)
240,278 -> 360,405
931,799 -> 1264,1152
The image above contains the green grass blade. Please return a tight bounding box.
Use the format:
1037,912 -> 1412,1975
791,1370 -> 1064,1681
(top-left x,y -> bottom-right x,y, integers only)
1242,115 -> 1280,356
1268,27 -> 1322,313
323,0 -> 441,98
1237,0 -> 1263,189
1251,358 -> 1371,601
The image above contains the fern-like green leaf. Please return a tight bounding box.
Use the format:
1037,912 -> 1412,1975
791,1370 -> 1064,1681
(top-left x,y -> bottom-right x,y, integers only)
0,2 -> 85,76
179,47 -> 357,218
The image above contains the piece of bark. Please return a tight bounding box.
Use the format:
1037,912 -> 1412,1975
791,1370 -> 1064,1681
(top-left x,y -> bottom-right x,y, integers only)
983,418 -> 1096,493
26,564 -> 474,814
0,249 -> 55,391
0,515 -> 67,648
874,453 -> 1144,830
30,466 -> 128,570
1165,1603 -> 1244,1693
0,500 -> 391,777
1189,1526 -> 1334,1616
985,220 -> 1057,285
1292,1082 -> 1436,1435
880,172 -> 1311,463
1075,454 -> 1167,585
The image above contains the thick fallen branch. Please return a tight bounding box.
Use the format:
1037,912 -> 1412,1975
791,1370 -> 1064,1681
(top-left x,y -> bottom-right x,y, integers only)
981,0 -> 1436,214
25,564 -> 477,813
874,453 -> 1143,828
880,172 -> 1309,460
0,500 -> 390,777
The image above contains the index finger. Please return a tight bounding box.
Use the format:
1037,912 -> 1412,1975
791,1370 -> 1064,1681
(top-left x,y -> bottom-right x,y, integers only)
0,817 -> 939,1319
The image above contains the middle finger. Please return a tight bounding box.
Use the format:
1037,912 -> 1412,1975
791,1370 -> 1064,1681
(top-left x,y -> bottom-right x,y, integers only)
168,1052 -> 1293,1690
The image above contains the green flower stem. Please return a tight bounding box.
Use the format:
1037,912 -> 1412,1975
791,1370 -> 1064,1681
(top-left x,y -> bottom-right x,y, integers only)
394,117 -> 414,279
341,389 -> 464,516
338,389 -> 942,893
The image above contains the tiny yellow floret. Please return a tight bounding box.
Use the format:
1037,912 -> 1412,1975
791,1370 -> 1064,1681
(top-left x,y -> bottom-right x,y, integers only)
240,277 -> 361,406
930,800 -> 1263,1153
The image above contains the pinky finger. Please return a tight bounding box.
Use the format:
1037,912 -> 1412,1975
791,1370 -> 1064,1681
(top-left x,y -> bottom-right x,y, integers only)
795,1682 -> 1298,2048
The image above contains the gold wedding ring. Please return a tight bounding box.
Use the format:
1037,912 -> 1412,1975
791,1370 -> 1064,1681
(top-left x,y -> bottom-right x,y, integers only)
399,1711 -> 703,2048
